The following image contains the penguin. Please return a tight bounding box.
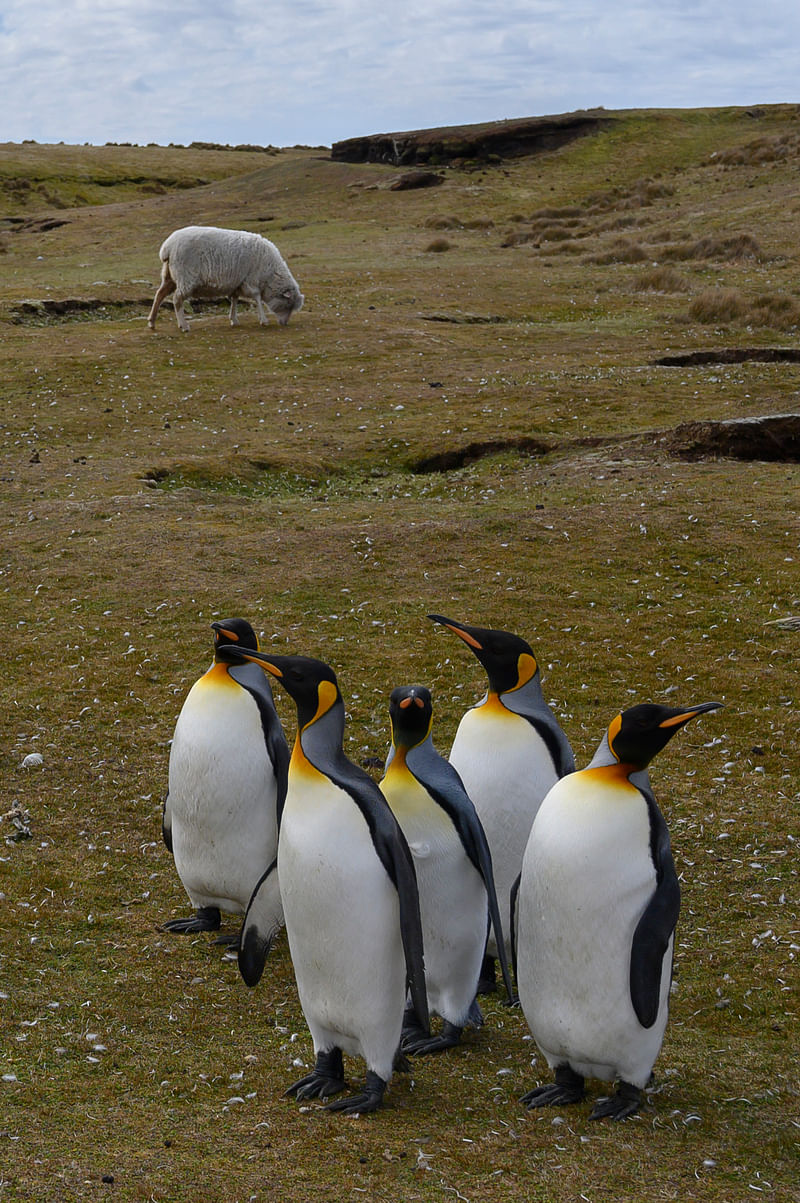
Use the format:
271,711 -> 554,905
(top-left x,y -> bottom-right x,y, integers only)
428,614 -> 574,991
216,646 -> 429,1115
380,685 -> 515,1055
161,619 -> 289,946
516,700 -> 723,1121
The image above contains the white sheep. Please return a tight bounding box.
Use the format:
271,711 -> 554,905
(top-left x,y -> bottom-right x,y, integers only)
147,225 -> 304,332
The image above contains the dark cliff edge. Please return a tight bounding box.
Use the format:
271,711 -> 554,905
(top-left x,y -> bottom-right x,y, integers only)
330,110 -> 615,166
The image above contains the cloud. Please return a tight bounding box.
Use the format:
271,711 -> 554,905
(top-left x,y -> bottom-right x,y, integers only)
0,0 -> 797,147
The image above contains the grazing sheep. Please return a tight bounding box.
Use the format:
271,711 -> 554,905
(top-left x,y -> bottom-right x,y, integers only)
147,225 -> 304,332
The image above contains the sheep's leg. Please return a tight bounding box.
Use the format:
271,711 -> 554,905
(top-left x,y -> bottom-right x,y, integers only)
147,268 -> 176,330
229,296 -> 239,326
173,292 -> 191,333
240,284 -> 269,325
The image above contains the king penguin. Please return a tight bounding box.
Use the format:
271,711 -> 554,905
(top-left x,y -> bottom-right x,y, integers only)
161,619 -> 289,946
428,614 -> 575,991
380,685 -> 515,1055
216,645 -> 429,1115
516,700 -> 723,1120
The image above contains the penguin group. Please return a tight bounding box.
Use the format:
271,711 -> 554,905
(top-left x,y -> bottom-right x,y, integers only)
162,613 -> 722,1119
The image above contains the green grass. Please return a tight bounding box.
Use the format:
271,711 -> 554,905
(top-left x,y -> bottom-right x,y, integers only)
1,105 -> 799,1202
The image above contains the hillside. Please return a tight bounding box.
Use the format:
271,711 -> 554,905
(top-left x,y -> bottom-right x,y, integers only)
0,106 -> 798,1203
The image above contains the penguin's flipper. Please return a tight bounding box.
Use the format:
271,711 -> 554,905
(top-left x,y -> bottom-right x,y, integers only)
364,801 -> 430,1035
477,953 -> 497,995
629,796 -> 680,1028
518,709 -> 577,780
391,836 -> 430,1035
482,854 -> 516,1004
161,792 -> 173,854
228,661 -> 290,827
407,747 -> 516,1004
238,858 -> 283,988
509,871 -> 521,985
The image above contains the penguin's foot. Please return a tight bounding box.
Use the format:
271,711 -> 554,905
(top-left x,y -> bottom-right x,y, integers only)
401,1007 -> 429,1051
161,906 -> 221,934
286,1048 -> 346,1101
213,931 -> 240,950
589,1080 -> 642,1122
325,1071 -> 386,1115
477,954 -> 497,995
403,1020 -> 463,1056
521,1065 -> 585,1109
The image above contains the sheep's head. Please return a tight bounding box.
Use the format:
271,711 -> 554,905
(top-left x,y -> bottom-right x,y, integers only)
269,286 -> 304,325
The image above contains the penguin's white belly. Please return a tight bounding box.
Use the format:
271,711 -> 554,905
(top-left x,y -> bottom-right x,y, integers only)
517,771 -> 671,1087
168,678 -> 277,914
381,777 -> 486,1024
279,779 -> 406,1080
449,705 -> 558,956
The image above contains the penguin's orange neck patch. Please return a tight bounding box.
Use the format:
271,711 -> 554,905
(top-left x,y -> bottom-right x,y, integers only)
479,691 -> 510,716
583,763 -> 638,790
289,738 -> 327,783
199,662 -> 239,689
383,746 -> 413,789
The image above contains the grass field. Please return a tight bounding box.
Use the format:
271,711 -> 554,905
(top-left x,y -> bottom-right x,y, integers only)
1,105 -> 798,1202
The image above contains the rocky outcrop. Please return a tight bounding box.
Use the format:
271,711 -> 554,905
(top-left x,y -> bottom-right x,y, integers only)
665,414 -> 800,461
331,110 -> 614,166
656,348 -> 800,366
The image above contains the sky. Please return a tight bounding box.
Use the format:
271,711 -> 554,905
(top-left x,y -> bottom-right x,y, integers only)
0,0 -> 797,149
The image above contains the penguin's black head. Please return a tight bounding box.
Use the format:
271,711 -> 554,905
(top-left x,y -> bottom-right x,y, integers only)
388,685 -> 433,750
609,701 -> 724,770
215,646 -> 342,728
211,618 -> 259,662
428,613 -> 538,695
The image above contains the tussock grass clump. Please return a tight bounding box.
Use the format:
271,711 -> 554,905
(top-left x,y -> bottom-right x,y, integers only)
635,265 -> 691,293
528,204 -> 584,220
503,214 -> 589,249
583,238 -> 649,264
747,292 -> 800,328
426,215 -> 493,232
708,132 -> 800,166
662,232 -> 762,262
688,287 -> 750,324
585,231 -> 762,268
648,226 -> 689,244
688,287 -> 800,329
596,213 -> 646,232
533,223 -> 582,243
584,176 -> 675,215
424,236 -> 452,253
425,215 -> 462,229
